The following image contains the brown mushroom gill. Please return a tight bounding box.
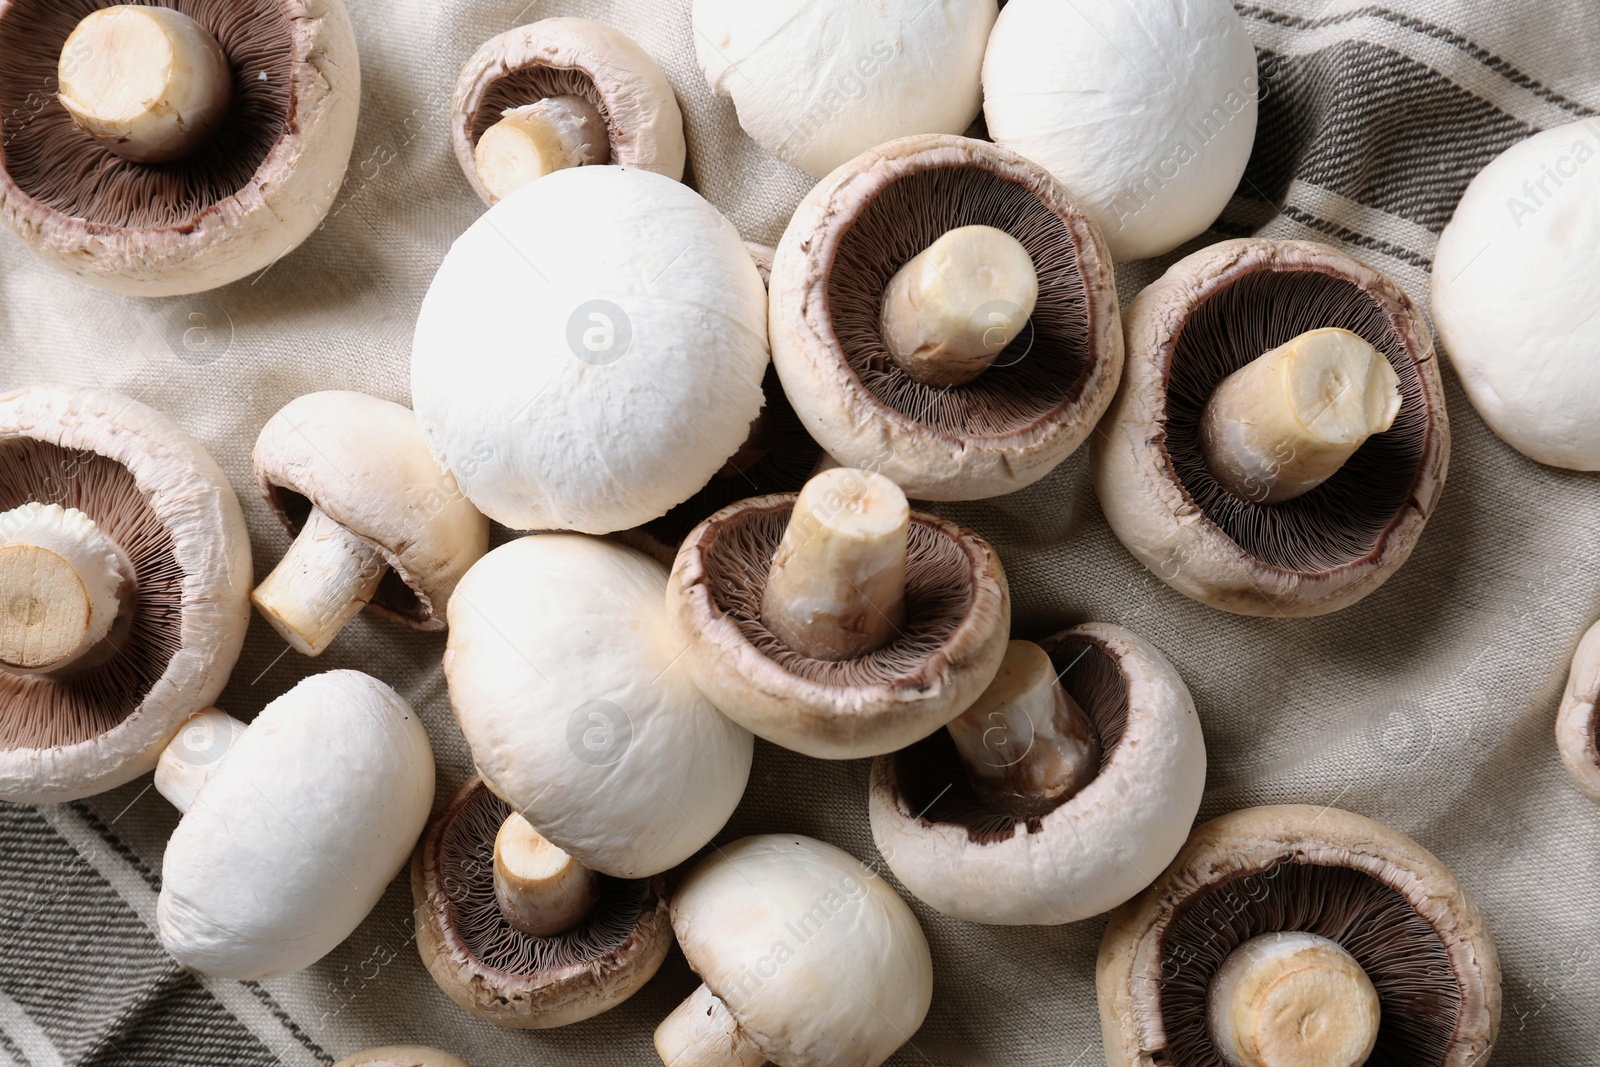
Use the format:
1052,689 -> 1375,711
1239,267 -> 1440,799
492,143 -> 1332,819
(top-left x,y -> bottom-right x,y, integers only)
469,66 -> 610,150
825,165 -> 1092,438
0,439 -> 182,750
1157,862 -> 1461,1067
1166,268 -> 1430,573
437,783 -> 656,974
697,500 -> 976,688
893,635 -> 1128,843
0,0 -> 293,229
263,485 -> 425,623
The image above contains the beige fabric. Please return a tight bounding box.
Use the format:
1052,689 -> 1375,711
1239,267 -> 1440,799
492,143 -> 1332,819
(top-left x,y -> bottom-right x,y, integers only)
3,0 -> 1599,1064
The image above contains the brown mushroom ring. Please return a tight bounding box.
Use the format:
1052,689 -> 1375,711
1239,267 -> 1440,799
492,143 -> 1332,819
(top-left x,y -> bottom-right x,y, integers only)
1557,619 -> 1600,803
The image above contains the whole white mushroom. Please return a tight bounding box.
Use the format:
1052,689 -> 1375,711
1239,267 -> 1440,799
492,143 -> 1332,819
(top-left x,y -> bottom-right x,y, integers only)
983,0 -> 1259,261
1432,118 -> 1600,470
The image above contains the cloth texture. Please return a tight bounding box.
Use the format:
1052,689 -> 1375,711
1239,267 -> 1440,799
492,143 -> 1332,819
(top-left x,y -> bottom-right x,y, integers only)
2,0 -> 1598,1064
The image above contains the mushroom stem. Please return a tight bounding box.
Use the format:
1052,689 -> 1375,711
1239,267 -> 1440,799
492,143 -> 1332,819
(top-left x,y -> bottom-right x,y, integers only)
1207,931 -> 1381,1067
251,507 -> 387,657
57,5 -> 233,164
474,96 -> 611,203
880,225 -> 1039,388
0,503 -> 130,676
492,813 -> 598,937
155,707 -> 250,814
655,984 -> 767,1067
946,640 -> 1101,818
1201,328 -> 1402,504
761,468 -> 908,662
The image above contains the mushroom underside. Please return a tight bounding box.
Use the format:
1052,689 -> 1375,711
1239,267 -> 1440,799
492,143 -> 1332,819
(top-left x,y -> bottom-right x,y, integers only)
697,502 -> 977,688
1163,267 -> 1430,574
0,0 -> 294,228
892,635 -> 1128,842
0,438 -> 182,750
824,162 -> 1096,440
263,484 -> 426,624
468,65 -> 609,154
1155,860 -> 1461,1067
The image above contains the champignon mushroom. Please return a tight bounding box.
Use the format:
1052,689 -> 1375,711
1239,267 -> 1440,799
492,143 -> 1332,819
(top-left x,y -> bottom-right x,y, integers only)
691,0 -> 996,179
333,1048 -> 469,1067
769,134 -> 1123,501
1556,618 -> 1600,804
982,0 -> 1258,262
668,467 -> 1010,759
0,0 -> 361,296
1432,119 -> 1600,469
869,623 -> 1204,924
155,670 -> 435,980
452,17 -> 685,205
412,778 -> 672,1028
412,165 -> 770,534
1098,804 -> 1500,1067
655,834 -> 933,1067
0,385 -> 251,804
445,534 -> 752,878
1092,238 -> 1448,617
251,391 -> 489,656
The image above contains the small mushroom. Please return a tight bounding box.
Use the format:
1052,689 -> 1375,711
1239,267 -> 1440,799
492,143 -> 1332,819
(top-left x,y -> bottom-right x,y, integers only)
654,834 -> 933,1067
0,0 -> 362,296
1432,119 -> 1600,469
452,17 -> 685,205
668,467 -> 1010,759
251,391 -> 488,656
156,670 -> 435,980
870,623 -> 1205,924
1556,618 -> 1600,804
1092,238 -> 1448,617
770,134 -> 1123,501
0,386 -> 251,804
1098,804 -> 1501,1067
412,778 -> 672,1028
412,165 -> 770,534
333,1048 -> 469,1067
445,534 -> 752,878
691,0 -> 997,179
982,0 -> 1259,261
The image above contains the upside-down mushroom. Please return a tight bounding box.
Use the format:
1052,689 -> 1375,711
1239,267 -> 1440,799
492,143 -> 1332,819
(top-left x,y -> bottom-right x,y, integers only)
1556,618 -> 1600,804
333,1048 -> 469,1067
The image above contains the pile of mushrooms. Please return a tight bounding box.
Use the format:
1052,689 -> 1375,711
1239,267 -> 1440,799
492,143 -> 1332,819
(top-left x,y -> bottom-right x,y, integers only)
0,0 -> 361,295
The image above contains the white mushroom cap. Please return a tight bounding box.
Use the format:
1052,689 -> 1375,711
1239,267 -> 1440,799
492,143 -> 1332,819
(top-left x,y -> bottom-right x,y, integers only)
1432,119 -> 1600,469
412,165 -> 770,533
332,1047 -> 470,1067
444,534 -> 752,878
692,0 -> 996,179
452,18 -> 685,205
869,623 -> 1205,924
982,0 -> 1258,261
0,386 -> 251,803
157,671 -> 435,980
1557,618 -> 1600,804
666,834 -> 933,1067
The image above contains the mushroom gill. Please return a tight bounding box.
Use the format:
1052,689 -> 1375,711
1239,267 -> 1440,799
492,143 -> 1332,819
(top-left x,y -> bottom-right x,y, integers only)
1163,268 -> 1431,574
0,438 -> 183,749
892,633 -> 1129,843
824,162 -> 1093,437
469,66 -> 608,152
0,0 -> 293,229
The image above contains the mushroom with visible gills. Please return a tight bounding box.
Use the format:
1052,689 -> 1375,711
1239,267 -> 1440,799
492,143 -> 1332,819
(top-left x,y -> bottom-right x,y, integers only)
1556,618 -> 1600,804
670,467 -> 1011,759
655,834 -> 933,1067
411,778 -> 673,1027
0,386 -> 251,804
332,1048 -> 470,1067
251,392 -> 488,657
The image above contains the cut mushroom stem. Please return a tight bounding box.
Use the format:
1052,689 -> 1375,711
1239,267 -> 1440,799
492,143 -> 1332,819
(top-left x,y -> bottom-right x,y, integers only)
761,468 -> 909,662
57,5 -> 233,164
474,96 -> 611,203
880,224 -> 1039,388
1201,328 -> 1402,504
945,640 -> 1101,818
155,707 -> 250,814
492,813 -> 599,937
654,983 -> 767,1067
1207,931 -> 1381,1067
251,507 -> 387,657
0,503 -> 130,676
